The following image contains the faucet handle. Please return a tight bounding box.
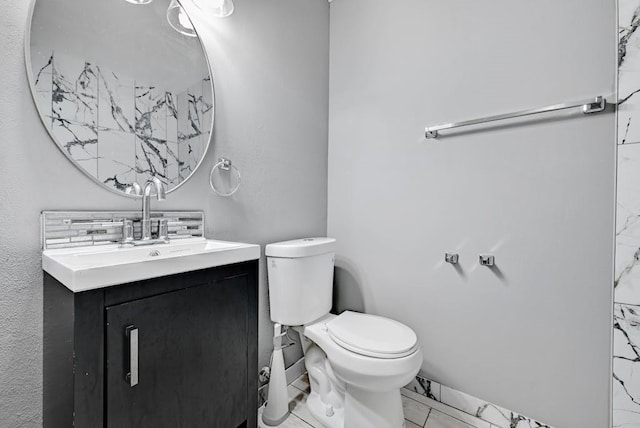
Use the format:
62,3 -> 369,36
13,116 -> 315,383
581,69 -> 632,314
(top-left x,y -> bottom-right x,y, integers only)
122,219 -> 135,242
158,219 -> 169,241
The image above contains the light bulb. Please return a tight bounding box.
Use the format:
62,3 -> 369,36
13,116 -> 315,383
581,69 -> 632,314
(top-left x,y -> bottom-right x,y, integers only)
178,9 -> 192,29
193,0 -> 234,18
167,0 -> 197,37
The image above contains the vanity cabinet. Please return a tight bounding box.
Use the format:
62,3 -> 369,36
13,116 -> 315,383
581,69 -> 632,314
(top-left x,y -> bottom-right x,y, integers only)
43,261 -> 258,428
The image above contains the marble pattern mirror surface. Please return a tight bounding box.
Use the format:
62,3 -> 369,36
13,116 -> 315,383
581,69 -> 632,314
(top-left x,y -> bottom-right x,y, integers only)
26,0 -> 214,195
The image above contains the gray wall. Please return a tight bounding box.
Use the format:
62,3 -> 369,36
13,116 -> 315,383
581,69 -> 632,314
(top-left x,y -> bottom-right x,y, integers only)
0,0 -> 328,425
327,1 -> 616,427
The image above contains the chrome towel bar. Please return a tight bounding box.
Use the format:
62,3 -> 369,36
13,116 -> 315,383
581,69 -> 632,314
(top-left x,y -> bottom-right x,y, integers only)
425,96 -> 607,139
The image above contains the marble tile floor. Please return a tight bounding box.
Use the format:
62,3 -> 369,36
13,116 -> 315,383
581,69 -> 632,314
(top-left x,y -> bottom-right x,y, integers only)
258,374 -> 499,428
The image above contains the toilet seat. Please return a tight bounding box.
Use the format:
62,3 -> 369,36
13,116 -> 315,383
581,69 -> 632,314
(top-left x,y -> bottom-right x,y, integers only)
298,312 -> 423,391
326,311 -> 418,359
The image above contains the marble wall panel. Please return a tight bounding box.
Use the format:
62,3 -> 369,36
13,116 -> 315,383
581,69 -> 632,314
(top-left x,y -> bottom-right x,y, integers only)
135,85 -> 177,186
34,50 -> 211,191
32,51 -> 53,125
178,136 -> 205,181
202,76 -> 214,134
616,143 -> 640,304
617,3 -> 640,427
52,52 -> 98,126
177,81 -> 205,142
135,135 -> 168,186
166,141 -> 182,187
51,51 -> 99,175
175,79 -> 210,181
619,1 -> 640,144
440,385 -> 550,428
404,376 -> 442,401
614,304 -> 640,427
167,92 -> 178,143
51,121 -> 98,176
135,84 -> 168,140
32,49 -> 53,86
407,375 -> 552,428
201,76 -> 213,157
98,129 -> 136,190
98,68 -> 135,133
165,92 -> 180,186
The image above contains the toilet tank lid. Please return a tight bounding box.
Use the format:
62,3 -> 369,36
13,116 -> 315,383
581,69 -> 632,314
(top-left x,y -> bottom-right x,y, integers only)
265,238 -> 336,258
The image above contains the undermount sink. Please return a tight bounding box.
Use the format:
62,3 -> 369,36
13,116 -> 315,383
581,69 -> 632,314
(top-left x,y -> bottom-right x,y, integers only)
42,237 -> 261,292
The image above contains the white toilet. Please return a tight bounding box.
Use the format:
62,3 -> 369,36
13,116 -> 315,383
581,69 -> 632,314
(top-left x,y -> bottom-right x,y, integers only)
266,238 -> 423,428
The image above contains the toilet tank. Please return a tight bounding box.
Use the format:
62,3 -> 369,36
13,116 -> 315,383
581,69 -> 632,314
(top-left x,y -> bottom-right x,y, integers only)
266,238 -> 336,326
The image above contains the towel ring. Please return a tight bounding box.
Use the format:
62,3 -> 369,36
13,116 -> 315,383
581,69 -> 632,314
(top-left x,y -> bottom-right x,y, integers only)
210,158 -> 241,197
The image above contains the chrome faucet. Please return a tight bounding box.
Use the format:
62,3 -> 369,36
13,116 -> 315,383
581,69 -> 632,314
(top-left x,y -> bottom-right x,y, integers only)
124,182 -> 143,196
141,177 -> 166,241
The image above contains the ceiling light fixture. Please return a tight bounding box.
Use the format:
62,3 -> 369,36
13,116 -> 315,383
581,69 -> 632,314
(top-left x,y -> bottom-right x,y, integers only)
125,0 -> 153,4
167,0 -> 197,37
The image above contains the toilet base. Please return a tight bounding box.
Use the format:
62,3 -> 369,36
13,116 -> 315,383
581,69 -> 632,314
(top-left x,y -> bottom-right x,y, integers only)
297,324 -> 413,428
307,387 -> 404,428
307,390 -> 345,428
343,386 -> 405,428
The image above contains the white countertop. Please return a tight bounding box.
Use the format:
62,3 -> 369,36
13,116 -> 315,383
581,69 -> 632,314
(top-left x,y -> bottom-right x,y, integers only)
43,237 -> 261,293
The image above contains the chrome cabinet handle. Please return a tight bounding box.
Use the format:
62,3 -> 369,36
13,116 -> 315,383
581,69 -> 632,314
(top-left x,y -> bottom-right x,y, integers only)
125,325 -> 139,387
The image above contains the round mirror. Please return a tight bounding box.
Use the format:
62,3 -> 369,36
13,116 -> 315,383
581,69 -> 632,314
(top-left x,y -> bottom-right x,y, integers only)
26,0 -> 214,196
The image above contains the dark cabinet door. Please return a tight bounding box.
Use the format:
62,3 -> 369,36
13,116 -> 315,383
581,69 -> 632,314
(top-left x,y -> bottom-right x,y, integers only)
105,276 -> 248,428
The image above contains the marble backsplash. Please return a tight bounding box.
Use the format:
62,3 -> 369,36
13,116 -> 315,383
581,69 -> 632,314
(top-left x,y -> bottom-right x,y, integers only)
32,50 -> 212,192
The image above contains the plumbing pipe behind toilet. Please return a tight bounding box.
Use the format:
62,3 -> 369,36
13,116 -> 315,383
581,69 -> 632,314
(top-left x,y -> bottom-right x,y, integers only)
262,323 -> 289,426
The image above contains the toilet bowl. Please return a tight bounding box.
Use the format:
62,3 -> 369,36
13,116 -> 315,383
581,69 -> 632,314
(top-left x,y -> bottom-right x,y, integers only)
300,312 -> 422,390
295,312 -> 423,427
265,238 -> 422,428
